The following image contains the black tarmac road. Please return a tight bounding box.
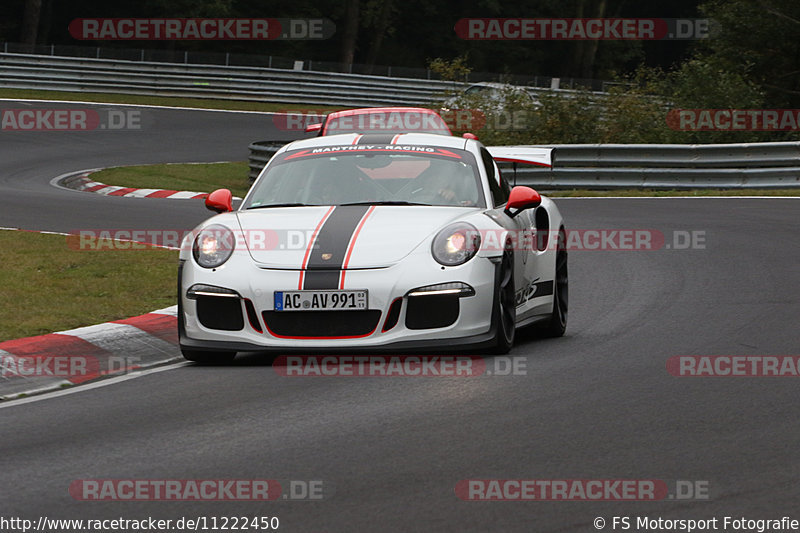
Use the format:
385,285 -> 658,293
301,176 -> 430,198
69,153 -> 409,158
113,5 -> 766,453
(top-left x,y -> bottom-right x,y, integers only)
1,100 -> 798,532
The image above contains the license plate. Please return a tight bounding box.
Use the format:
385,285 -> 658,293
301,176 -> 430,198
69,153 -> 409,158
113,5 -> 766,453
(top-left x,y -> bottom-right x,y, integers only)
274,290 -> 368,311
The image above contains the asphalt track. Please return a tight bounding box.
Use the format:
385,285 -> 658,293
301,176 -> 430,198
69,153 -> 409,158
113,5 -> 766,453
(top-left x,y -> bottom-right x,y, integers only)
1,100 -> 799,532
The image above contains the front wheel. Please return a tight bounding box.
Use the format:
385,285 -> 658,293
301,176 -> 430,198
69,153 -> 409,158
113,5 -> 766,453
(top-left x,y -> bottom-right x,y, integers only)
490,246 -> 516,354
181,348 -> 237,365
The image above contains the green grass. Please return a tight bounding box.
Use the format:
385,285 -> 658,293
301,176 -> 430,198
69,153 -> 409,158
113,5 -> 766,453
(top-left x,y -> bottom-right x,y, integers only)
0,231 -> 178,342
91,162 -> 253,199
0,88 -> 345,114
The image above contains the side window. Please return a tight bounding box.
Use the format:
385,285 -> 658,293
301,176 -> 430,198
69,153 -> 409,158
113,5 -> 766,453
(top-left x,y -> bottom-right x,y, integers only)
496,160 -> 511,199
480,147 -> 509,207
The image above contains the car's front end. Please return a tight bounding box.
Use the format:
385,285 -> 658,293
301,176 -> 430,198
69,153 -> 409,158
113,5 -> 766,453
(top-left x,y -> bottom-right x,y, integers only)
178,207 -> 506,353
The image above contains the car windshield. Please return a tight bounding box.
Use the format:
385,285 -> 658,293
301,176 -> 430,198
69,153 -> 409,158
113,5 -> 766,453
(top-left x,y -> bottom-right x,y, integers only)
465,85 -> 494,95
244,146 -> 485,208
324,111 -> 451,135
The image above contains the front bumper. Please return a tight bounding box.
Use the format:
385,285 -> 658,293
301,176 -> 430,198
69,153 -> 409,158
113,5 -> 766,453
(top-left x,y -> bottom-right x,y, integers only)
179,253 -> 498,352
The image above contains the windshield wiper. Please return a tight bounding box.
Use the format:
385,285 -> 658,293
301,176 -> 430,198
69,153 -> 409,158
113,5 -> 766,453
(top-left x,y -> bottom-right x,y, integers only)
339,201 -> 431,206
247,203 -> 319,209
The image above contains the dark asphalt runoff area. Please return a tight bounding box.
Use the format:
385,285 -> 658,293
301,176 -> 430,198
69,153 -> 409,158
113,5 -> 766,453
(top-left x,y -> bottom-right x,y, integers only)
1,100 -> 799,532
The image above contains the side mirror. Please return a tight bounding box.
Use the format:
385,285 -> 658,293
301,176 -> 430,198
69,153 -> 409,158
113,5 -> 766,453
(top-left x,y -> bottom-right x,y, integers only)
504,186 -> 541,218
462,132 -> 479,140
305,123 -> 322,134
205,189 -> 233,213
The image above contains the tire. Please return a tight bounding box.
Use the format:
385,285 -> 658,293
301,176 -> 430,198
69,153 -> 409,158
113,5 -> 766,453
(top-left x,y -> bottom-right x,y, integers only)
542,227 -> 568,337
490,245 -> 516,354
181,349 -> 237,365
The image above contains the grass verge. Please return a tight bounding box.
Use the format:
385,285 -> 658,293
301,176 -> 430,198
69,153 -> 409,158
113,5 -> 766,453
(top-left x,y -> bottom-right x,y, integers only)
0,231 -> 177,341
90,162 -> 253,199
0,88 -> 345,114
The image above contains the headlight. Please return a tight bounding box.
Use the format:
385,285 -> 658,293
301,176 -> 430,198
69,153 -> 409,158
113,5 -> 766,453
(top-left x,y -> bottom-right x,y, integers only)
431,222 -> 481,266
192,224 -> 235,268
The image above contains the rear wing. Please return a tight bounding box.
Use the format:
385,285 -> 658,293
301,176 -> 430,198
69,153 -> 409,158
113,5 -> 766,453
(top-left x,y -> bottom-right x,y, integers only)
486,146 -> 552,168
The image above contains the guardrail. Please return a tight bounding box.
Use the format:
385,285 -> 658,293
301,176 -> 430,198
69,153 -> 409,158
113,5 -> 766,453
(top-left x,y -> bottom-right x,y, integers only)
0,52 -> 612,108
248,141 -> 800,188
248,141 -> 287,181
522,142 -> 800,188
0,52 -> 459,107
2,41 -> 618,91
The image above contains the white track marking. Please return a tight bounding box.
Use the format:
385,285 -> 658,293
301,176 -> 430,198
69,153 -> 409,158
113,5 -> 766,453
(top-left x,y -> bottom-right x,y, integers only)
150,305 -> 178,316
0,361 -> 189,408
0,226 -> 71,236
0,98 -> 281,115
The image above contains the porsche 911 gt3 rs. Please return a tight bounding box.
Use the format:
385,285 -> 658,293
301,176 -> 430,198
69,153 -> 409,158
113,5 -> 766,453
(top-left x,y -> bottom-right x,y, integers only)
178,133 -> 567,362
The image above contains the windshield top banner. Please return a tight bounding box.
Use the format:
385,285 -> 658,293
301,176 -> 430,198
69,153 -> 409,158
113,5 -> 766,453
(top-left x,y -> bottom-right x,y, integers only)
284,145 -> 464,160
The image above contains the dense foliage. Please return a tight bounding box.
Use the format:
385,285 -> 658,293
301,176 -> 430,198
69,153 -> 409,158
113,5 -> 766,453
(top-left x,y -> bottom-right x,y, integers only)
4,0 -> 799,142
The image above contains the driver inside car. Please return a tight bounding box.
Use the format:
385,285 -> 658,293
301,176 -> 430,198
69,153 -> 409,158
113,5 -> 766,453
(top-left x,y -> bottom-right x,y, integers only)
407,160 -> 479,206
307,160 -> 369,205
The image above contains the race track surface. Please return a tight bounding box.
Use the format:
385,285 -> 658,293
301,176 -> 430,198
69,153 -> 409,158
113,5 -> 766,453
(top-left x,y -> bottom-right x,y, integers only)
1,101 -> 798,532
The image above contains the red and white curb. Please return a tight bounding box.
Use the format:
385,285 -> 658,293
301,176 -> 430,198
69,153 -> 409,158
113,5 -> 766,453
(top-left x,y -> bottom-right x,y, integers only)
56,168 -> 244,201
0,306 -> 180,401
67,171 -> 210,199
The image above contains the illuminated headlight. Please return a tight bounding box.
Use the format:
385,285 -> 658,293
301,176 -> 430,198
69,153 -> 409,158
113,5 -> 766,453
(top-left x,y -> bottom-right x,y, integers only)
192,224 -> 235,268
431,222 -> 481,266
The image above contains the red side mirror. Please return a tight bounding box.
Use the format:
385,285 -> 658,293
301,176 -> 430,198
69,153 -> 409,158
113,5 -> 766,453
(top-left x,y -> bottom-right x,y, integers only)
504,186 -> 541,218
305,123 -> 322,133
205,189 -> 233,213
462,132 -> 479,140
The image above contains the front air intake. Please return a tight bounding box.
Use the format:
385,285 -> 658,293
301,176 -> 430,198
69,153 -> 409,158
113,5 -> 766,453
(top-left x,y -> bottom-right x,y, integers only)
196,296 -> 245,331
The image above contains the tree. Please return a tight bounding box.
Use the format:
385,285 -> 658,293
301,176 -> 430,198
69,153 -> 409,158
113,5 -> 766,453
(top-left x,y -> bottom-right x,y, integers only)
20,0 -> 42,45
571,0 -> 607,79
700,0 -> 800,107
363,0 -> 396,71
339,0 -> 360,70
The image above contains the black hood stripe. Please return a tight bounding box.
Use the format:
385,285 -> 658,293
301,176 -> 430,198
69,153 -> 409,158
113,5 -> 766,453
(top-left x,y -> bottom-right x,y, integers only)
302,205 -> 371,290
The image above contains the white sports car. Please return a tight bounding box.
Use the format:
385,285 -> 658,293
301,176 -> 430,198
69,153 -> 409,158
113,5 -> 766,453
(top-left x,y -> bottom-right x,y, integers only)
178,133 -> 567,362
